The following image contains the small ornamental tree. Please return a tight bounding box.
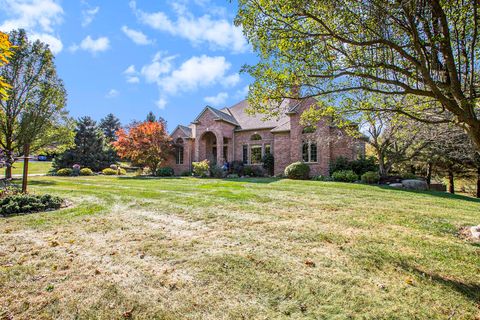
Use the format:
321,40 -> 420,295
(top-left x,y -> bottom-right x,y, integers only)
114,120 -> 172,174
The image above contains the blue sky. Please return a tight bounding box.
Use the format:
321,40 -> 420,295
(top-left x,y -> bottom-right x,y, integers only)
0,0 -> 257,129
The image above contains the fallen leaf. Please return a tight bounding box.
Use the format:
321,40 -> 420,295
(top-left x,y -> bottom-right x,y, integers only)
305,260 -> 316,267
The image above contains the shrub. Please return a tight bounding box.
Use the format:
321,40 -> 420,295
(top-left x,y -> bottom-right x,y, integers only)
251,166 -> 265,177
311,175 -> 330,181
72,164 -> 81,176
284,162 -> 310,180
79,168 -> 94,176
230,160 -> 244,176
56,168 -> 73,176
243,166 -> 254,177
180,171 -> 192,177
351,157 -> 378,175
226,173 -> 239,179
118,168 -> 126,175
110,164 -> 118,170
361,171 -> 380,184
156,167 -> 174,177
102,168 -> 117,175
262,153 -> 274,176
192,160 -> 210,177
332,170 -> 358,182
329,157 -> 352,175
210,165 -> 226,178
0,193 -> 63,217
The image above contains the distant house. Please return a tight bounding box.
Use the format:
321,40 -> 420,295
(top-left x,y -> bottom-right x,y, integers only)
166,97 -> 365,176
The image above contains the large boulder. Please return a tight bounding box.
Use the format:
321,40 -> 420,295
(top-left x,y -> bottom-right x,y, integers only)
389,183 -> 403,188
401,179 -> 428,191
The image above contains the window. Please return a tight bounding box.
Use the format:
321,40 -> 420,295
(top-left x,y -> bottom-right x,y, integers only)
176,146 -> 184,164
223,146 -> 228,162
302,141 -> 318,163
264,144 -> 271,155
250,145 -> 262,164
243,145 -> 248,164
251,134 -> 262,141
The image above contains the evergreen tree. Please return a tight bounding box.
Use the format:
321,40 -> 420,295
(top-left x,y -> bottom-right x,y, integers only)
53,116 -> 117,171
100,113 -> 121,142
146,111 -> 156,122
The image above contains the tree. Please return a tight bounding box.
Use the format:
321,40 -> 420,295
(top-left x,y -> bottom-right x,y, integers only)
113,120 -> 172,175
0,30 -> 69,191
0,31 -> 14,100
146,111 -> 156,122
236,0 -> 480,152
53,116 -> 117,172
100,113 -> 121,143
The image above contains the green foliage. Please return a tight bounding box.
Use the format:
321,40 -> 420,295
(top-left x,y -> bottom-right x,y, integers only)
100,113 -> 121,143
192,160 -> 210,177
311,175 -> 330,181
146,111 -> 156,122
400,172 -> 418,180
332,170 -> 358,183
330,156 -> 378,176
53,117 -> 117,172
0,193 -> 63,216
262,153 -> 274,176
156,167 -> 174,177
226,173 -> 239,179
102,168 -> 117,175
56,168 -> 73,176
180,171 -> 192,177
361,171 -> 380,184
284,162 -> 310,180
243,166 -> 254,177
243,165 -> 265,177
210,165 -> 227,178
230,161 -> 244,176
79,168 -> 94,176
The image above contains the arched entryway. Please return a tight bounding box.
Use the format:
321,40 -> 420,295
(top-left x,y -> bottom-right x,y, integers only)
200,131 -> 218,165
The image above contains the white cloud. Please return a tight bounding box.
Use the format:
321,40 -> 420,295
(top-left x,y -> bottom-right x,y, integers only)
81,6 -> 99,27
123,65 -> 140,83
204,92 -> 228,106
70,35 -> 110,54
132,4 -> 248,53
121,25 -> 152,45
156,97 -> 167,109
106,89 -> 119,98
140,52 -> 176,84
235,85 -> 250,99
0,0 -> 64,54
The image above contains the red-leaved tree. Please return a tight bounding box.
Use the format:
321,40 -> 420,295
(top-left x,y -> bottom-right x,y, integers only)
113,120 -> 172,174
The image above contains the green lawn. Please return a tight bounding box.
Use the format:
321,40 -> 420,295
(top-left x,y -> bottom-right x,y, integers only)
1,176 -> 479,319
5,161 -> 52,176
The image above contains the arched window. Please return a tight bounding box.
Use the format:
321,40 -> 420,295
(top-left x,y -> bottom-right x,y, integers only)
302,126 -> 316,134
250,133 -> 262,141
302,141 -> 318,163
176,137 -> 184,144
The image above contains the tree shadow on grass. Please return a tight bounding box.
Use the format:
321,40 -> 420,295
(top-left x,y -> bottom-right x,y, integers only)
377,185 -> 480,204
28,180 -> 58,186
398,263 -> 480,303
117,176 -> 280,184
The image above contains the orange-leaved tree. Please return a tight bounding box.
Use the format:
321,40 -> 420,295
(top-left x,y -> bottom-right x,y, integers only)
0,31 -> 14,100
113,120 -> 172,174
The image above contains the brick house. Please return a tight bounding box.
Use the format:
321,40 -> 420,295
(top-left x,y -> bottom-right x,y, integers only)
166,97 -> 365,176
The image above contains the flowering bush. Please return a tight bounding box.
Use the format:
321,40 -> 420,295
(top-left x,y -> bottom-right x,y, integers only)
192,160 -> 210,177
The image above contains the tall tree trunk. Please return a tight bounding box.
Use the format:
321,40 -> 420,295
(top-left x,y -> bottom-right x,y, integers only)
21,144 -> 30,194
426,162 -> 433,185
4,148 -> 13,179
448,169 -> 455,194
477,166 -> 480,198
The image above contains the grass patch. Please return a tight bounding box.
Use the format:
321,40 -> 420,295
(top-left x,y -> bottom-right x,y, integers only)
0,176 -> 479,319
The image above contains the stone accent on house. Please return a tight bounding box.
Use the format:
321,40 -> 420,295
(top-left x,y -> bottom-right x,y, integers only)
166,99 -> 365,177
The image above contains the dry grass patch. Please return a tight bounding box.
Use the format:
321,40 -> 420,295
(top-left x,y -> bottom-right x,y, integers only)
0,176 -> 479,319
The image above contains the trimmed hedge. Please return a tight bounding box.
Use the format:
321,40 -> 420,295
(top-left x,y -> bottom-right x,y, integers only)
102,168 -> 126,175
332,170 -> 358,182
284,162 -> 310,180
56,168 -> 73,176
156,167 -> 174,177
0,194 -> 63,216
79,168 -> 94,176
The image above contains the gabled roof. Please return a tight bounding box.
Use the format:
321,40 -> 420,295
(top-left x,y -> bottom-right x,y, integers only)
192,106 -> 239,126
171,124 -> 193,137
